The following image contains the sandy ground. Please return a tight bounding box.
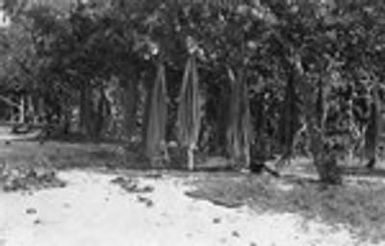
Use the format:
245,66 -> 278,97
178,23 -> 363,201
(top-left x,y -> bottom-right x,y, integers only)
0,170 -> 373,246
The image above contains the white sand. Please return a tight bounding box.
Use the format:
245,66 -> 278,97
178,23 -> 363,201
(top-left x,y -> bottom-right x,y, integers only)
0,170 -> 378,246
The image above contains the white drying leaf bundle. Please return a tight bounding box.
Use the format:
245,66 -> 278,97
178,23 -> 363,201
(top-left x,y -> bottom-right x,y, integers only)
177,56 -> 203,170
226,68 -> 253,169
145,63 -> 168,163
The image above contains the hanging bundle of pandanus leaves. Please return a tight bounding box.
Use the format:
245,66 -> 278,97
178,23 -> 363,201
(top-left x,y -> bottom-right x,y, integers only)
176,56 -> 203,170
226,67 -> 253,170
144,62 -> 169,166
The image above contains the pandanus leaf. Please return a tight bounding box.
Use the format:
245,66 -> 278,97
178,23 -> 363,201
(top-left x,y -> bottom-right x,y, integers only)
177,56 -> 203,170
144,62 -> 168,164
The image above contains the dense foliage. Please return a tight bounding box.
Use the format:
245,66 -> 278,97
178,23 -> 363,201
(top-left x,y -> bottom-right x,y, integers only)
1,0 -> 385,183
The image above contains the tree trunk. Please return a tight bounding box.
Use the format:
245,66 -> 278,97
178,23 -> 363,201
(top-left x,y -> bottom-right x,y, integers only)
279,73 -> 299,158
79,80 -> 97,139
26,94 -> 33,124
217,87 -> 230,155
19,96 -> 25,124
252,94 -> 266,166
37,97 -> 45,123
308,79 -> 341,184
275,72 -> 304,170
308,124 -> 342,185
98,87 -> 108,137
61,96 -> 71,135
122,80 -> 138,142
294,60 -> 342,184
365,82 -> 381,169
79,81 -> 89,134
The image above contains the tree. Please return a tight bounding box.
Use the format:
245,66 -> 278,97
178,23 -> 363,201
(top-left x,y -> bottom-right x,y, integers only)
3,0 -> 385,183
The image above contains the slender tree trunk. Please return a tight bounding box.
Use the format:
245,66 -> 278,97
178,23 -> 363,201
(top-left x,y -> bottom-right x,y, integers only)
308,122 -> 342,184
26,94 -> 34,124
79,81 -> 93,137
252,94 -> 266,166
275,73 -> 301,170
19,96 -> 25,124
79,82 -> 87,134
308,79 -> 341,184
365,81 -> 381,169
280,74 -> 300,158
217,87 -> 230,155
61,96 -> 71,135
38,97 -> 44,123
122,80 -> 138,142
93,87 -> 110,139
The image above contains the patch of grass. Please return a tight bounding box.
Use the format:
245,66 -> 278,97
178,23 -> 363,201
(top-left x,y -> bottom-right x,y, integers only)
186,173 -> 271,208
186,173 -> 385,243
0,141 -> 126,170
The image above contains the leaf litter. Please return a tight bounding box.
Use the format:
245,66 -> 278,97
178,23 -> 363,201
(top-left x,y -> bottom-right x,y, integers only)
0,160 -> 66,192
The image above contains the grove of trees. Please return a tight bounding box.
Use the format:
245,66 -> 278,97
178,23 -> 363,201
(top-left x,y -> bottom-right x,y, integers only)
1,0 -> 385,184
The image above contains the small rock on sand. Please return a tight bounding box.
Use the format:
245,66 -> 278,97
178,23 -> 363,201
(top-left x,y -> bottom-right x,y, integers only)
26,208 -> 37,214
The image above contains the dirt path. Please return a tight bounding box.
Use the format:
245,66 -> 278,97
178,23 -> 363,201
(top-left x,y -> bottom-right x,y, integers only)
0,170 -> 370,246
